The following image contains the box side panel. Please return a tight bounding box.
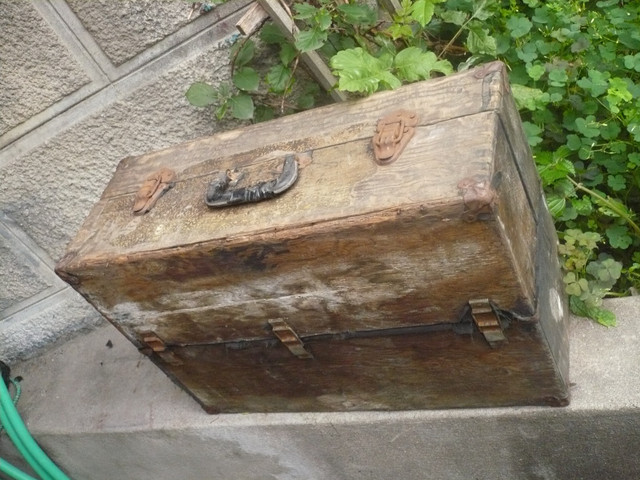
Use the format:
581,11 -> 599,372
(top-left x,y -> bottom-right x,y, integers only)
149,321 -> 568,413
483,66 -> 569,390
71,206 -> 533,344
534,198 -> 570,387
492,115 -> 537,310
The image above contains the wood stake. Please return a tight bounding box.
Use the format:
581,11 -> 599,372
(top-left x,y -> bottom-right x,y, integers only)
236,3 -> 270,36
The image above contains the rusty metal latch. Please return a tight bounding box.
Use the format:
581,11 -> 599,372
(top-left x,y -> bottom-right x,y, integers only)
268,319 -> 313,359
133,167 -> 176,215
372,110 -> 419,165
469,299 -> 507,348
140,331 -> 184,366
457,175 -> 498,222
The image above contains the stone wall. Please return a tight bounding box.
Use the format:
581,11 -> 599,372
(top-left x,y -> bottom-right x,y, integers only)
0,0 -> 253,362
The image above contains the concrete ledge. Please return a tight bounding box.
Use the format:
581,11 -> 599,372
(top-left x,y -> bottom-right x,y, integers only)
3,297 -> 639,479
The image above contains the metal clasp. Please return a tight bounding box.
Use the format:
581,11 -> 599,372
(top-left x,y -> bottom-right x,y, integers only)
469,299 -> 507,348
139,331 -> 184,366
372,110 -> 419,165
133,167 -> 176,215
269,319 -> 313,359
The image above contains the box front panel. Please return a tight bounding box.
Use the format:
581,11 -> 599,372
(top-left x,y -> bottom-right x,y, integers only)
74,208 -> 534,346
148,321 -> 568,413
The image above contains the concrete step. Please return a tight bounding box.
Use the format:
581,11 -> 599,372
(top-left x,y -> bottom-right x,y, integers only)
2,297 -> 639,480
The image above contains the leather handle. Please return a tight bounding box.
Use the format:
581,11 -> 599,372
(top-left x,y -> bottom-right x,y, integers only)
205,155 -> 298,208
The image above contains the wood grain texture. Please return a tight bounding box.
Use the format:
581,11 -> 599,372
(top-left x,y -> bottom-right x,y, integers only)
61,113 -> 498,261
56,62 -> 569,413
152,321 -> 568,413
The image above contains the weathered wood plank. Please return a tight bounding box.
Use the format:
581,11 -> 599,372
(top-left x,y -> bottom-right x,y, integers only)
76,206 -> 533,345
157,322 -> 567,413
64,111 -> 498,260
235,2 -> 269,36
101,68 -> 492,198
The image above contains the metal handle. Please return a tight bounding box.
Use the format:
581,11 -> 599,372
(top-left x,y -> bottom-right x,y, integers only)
205,155 -> 298,208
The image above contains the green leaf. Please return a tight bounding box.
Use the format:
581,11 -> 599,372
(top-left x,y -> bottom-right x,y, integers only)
330,48 -> 401,94
606,225 -> 633,249
266,64 -> 292,93
606,77 -> 633,112
548,68 -> 568,87
546,195 -> 566,217
624,53 -> 640,72
394,47 -> 452,82
386,23 -> 414,40
526,64 -> 545,81
337,3 -> 377,26
185,82 -> 217,107
566,134 -> 582,151
315,9 -> 332,31
297,93 -> 315,110
295,28 -> 328,53
512,84 -> 549,111
538,156 -> 575,185
466,25 -> 497,55
575,116 -> 600,138
293,3 -> 317,20
260,23 -> 287,45
439,10 -> 467,26
576,70 -> 609,97
410,0 -> 445,27
232,67 -> 259,92
628,122 -> 640,142
522,121 -> 543,146
254,105 -> 275,123
607,174 -> 626,192
214,102 -> 227,120
506,16 -> 533,38
279,42 -> 297,65
587,257 -> 623,285
516,42 -> 538,63
229,93 -> 254,120
570,296 -> 616,326
233,39 -> 255,67
599,121 -> 621,140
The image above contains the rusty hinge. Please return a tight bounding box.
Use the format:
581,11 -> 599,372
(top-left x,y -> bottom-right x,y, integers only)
268,319 -> 313,359
372,110 -> 418,165
469,299 -> 507,348
140,331 -> 184,366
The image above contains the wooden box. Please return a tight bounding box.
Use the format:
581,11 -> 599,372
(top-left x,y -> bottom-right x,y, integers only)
56,62 -> 569,413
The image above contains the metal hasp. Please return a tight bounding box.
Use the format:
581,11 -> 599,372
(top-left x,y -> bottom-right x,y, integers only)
133,167 -> 176,215
372,109 -> 419,165
469,299 -> 507,348
140,331 -> 184,366
269,319 -> 314,359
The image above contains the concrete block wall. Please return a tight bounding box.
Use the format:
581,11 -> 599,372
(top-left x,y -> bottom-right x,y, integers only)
0,0 -> 253,362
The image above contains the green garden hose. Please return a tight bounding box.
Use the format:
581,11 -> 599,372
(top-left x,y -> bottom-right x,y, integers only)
0,369 -> 71,480
0,457 -> 37,480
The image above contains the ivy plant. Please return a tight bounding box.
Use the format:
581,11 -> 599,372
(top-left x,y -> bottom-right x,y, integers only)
186,0 -> 640,326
